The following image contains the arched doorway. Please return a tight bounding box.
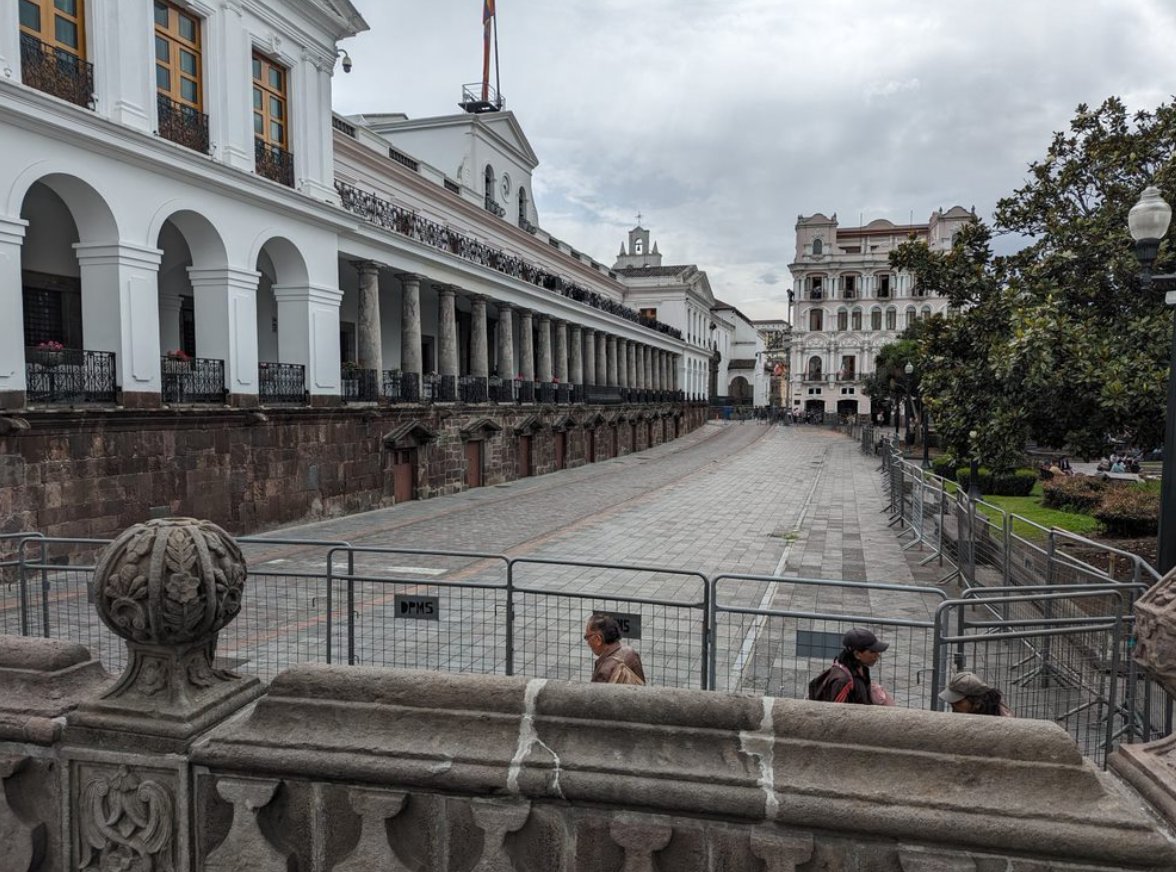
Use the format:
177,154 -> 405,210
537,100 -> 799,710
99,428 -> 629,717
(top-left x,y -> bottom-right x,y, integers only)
729,376 -> 751,405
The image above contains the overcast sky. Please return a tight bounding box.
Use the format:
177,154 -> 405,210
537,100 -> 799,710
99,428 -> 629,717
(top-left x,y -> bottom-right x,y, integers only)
333,1 -> 1176,321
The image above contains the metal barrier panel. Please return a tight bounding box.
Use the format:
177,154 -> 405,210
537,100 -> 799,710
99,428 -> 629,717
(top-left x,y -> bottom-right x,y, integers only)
711,574 -> 946,706
933,592 -> 1130,765
508,557 -> 709,689
14,536 -> 118,668
0,532 -> 44,636
327,546 -> 510,676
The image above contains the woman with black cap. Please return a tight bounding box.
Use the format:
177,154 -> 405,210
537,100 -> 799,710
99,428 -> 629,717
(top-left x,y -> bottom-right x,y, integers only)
808,627 -> 892,705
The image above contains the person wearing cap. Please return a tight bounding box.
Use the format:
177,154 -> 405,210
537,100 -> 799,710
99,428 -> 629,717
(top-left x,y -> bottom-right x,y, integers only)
808,628 -> 891,705
938,671 -> 1012,716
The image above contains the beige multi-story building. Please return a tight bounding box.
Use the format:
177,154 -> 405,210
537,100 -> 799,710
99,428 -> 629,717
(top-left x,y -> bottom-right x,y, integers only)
787,207 -> 973,421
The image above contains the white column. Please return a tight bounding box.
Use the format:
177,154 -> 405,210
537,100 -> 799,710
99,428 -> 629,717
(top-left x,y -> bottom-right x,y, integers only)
208,0 -> 253,172
0,2 -> 21,82
291,56 -> 336,201
270,283 -> 343,399
187,267 -> 260,400
353,261 -> 382,374
583,328 -> 596,386
470,296 -> 489,379
400,274 -> 423,376
518,309 -> 534,380
495,302 -> 514,379
554,320 -> 568,384
0,217 -> 28,404
74,242 -> 163,404
569,325 -> 582,386
537,315 -> 553,382
95,1 -> 154,130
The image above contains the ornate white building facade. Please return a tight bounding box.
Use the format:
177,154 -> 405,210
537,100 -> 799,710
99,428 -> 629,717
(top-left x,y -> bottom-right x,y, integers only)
787,207 -> 973,421
0,0 -> 688,413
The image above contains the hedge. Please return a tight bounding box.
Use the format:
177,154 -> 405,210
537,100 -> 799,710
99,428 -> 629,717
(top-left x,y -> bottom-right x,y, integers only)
930,456 -> 958,480
954,467 -> 1037,497
1041,476 -> 1109,513
1092,486 -> 1160,537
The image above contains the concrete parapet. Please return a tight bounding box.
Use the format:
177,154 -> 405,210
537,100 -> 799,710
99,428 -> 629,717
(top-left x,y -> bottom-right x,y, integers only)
190,665 -> 1176,870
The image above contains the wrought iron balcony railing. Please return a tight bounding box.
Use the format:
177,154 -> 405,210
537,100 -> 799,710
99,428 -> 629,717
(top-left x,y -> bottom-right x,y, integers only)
556,384 -> 571,405
19,34 -> 94,109
583,385 -> 623,405
157,94 -> 209,154
342,367 -> 379,403
334,182 -> 683,341
161,356 -> 225,404
26,347 -> 116,404
459,375 -> 487,403
516,379 -> 535,404
258,362 -> 306,404
421,373 -> 441,402
538,382 -> 556,404
255,139 -> 294,187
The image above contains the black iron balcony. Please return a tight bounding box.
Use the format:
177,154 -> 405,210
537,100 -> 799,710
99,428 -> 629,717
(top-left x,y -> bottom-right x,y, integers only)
255,139 -> 294,187
19,34 -> 94,109
422,373 -> 442,402
517,379 -> 535,404
258,362 -> 305,404
487,376 -> 507,404
556,383 -> 571,405
571,385 -> 585,404
459,375 -> 487,403
25,347 -> 115,404
161,355 -> 225,404
334,181 -> 684,341
383,370 -> 406,403
584,385 -> 623,405
484,195 -> 506,217
538,382 -> 556,404
157,94 -> 209,154
342,367 -> 379,403
436,374 -> 457,402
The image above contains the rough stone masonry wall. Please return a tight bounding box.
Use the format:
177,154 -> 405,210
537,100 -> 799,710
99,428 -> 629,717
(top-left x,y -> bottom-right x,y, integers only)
0,403 -> 706,538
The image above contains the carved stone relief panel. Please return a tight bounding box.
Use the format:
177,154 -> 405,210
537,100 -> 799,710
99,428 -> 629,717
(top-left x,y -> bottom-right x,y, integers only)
73,763 -> 177,872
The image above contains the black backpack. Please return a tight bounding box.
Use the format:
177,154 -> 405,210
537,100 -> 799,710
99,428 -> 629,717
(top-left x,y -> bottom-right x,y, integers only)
807,662 -> 853,703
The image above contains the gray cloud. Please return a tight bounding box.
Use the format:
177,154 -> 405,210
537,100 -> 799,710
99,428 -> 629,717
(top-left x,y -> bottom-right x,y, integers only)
335,0 -> 1176,319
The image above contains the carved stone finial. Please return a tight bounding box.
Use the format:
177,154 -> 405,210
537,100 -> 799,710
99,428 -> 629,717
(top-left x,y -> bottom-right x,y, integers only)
69,518 -> 261,746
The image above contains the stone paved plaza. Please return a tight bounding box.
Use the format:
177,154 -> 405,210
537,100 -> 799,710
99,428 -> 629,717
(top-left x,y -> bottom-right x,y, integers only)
7,422 -> 948,704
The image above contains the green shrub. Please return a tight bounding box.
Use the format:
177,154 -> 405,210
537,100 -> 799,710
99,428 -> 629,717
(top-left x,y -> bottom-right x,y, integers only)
930,456 -> 958,480
1042,476 -> 1108,512
1093,485 -> 1160,537
954,467 -> 1037,497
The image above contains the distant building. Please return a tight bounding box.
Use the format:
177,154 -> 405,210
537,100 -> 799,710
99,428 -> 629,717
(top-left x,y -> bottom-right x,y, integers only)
712,300 -> 767,406
788,207 -> 973,421
613,225 -> 717,402
752,319 -> 791,407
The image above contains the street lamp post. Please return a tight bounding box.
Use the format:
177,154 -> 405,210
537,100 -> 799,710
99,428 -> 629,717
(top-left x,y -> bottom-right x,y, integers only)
922,410 -> 932,469
904,362 -> 915,449
1129,185 -> 1176,574
968,428 -> 981,501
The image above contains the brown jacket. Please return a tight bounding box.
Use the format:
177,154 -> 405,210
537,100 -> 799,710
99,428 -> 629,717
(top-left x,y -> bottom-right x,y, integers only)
591,642 -> 646,683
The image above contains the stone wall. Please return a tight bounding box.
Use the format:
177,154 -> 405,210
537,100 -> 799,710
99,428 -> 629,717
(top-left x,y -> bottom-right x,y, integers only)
0,403 -> 707,538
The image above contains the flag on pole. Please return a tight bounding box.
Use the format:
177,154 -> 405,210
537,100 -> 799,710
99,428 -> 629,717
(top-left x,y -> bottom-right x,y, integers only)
482,0 -> 496,102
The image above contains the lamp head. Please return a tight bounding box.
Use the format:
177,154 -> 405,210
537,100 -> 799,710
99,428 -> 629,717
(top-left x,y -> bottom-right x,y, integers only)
904,362 -> 914,375
337,49 -> 353,73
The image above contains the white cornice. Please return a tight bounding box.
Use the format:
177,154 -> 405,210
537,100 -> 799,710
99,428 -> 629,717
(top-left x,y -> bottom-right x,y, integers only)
334,134 -> 621,293
0,82 -> 353,233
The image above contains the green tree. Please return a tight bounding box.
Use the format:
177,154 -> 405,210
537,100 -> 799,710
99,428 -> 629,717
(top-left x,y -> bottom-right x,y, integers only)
893,96 -> 1176,464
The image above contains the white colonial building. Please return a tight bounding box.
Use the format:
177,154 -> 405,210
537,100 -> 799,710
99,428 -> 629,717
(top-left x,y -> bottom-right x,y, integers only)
612,225 -> 717,402
0,0 -> 688,413
712,300 -> 768,405
788,207 -> 973,421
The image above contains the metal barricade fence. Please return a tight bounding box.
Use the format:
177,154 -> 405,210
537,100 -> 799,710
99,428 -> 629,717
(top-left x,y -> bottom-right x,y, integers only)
710,573 -> 947,706
932,591 -> 1129,765
326,545 -> 510,677
0,531 -> 44,636
508,557 -> 709,688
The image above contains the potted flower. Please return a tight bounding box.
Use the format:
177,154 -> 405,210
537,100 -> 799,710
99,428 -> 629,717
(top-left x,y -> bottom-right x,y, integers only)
164,349 -> 191,373
36,340 -> 66,366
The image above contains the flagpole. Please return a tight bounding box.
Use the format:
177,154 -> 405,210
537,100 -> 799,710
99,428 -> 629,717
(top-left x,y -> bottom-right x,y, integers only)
493,3 -> 501,107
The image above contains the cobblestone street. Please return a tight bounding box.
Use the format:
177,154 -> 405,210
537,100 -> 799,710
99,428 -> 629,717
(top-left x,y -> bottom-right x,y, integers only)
12,422 -> 947,704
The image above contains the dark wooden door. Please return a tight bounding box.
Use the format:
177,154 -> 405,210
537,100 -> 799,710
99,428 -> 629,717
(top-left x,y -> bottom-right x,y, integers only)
611,427 -> 618,458
586,429 -> 595,463
554,431 -> 566,470
517,435 -> 531,477
392,448 -> 416,503
465,440 -> 483,488
630,423 -> 638,453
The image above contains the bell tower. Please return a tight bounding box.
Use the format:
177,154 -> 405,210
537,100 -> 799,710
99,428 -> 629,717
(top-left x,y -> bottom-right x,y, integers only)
613,220 -> 662,269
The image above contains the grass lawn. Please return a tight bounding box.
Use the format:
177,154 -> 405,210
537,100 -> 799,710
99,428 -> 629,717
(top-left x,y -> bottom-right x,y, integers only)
934,478 -> 1102,540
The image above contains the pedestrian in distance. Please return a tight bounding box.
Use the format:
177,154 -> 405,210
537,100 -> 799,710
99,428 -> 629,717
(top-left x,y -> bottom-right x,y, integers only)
938,671 -> 1012,716
584,613 -> 645,685
807,628 -> 895,705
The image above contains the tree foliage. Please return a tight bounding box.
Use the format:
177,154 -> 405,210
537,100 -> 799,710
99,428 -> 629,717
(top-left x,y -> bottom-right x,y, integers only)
891,96 -> 1176,467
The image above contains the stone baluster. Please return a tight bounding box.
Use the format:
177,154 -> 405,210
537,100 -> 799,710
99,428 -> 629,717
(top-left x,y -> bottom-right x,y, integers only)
609,814 -> 672,872
336,788 -> 410,872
